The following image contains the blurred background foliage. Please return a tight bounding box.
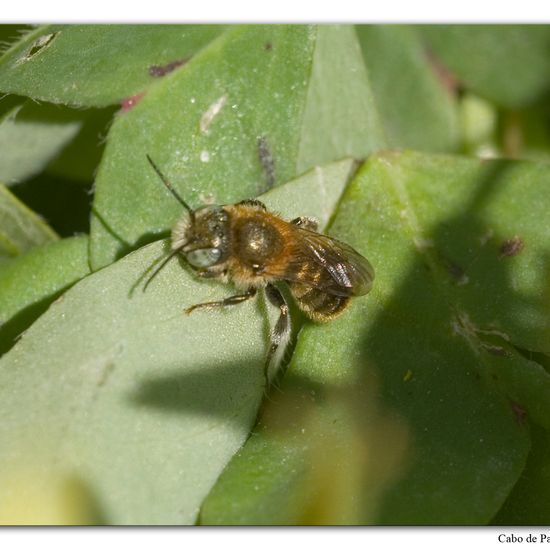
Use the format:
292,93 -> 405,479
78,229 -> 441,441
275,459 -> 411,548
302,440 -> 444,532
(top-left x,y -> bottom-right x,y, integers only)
0,24 -> 550,525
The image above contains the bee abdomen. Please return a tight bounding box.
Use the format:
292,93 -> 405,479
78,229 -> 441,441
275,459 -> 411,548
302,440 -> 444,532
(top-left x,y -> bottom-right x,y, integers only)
289,283 -> 350,322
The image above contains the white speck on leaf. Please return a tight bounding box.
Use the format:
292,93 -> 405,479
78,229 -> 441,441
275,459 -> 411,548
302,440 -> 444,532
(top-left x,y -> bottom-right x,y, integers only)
200,94 -> 228,134
199,192 -> 216,205
479,228 -> 494,246
413,237 -> 434,251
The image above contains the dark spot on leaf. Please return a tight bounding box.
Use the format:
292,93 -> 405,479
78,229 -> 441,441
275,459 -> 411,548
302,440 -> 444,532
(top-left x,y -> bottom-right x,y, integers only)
19,31 -> 59,63
500,236 -> 524,258
510,401 -> 527,426
437,252 -> 468,285
96,361 -> 116,387
447,261 -> 466,282
257,136 -> 275,191
120,92 -> 146,112
486,345 -> 508,357
264,42 -> 273,51
29,32 -> 58,55
148,58 -> 188,78
425,48 -> 460,96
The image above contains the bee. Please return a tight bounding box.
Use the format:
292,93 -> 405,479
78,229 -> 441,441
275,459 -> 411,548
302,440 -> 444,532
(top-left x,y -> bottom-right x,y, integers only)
144,155 -> 374,383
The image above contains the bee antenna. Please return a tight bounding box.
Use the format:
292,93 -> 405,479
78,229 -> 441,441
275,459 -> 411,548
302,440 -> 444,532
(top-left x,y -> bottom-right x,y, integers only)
143,247 -> 184,292
146,154 -> 195,222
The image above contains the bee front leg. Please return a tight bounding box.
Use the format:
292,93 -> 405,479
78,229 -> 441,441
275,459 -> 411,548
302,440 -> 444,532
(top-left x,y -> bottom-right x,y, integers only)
264,284 -> 291,387
196,268 -> 227,279
185,287 -> 257,314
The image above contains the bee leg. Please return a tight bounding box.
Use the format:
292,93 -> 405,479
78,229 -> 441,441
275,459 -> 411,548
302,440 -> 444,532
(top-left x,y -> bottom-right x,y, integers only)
196,268 -> 227,279
264,284 -> 291,387
185,287 -> 257,314
290,217 -> 318,231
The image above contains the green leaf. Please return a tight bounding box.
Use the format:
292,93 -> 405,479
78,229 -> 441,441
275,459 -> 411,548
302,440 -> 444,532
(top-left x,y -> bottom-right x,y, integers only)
0,25 -> 226,107
0,235 -> 90,355
0,182 -> 57,262
421,25 -> 550,108
295,25 -> 384,171
0,160 -> 354,525
89,25 -> 384,270
0,100 -> 82,185
201,151 -> 550,524
356,25 -> 459,152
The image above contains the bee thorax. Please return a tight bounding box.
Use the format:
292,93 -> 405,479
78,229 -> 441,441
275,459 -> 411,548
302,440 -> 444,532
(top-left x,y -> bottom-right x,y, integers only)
235,218 -> 283,266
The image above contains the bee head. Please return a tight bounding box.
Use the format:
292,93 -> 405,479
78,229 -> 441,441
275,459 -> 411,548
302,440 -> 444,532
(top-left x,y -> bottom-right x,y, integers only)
172,205 -> 230,268
143,155 -> 230,291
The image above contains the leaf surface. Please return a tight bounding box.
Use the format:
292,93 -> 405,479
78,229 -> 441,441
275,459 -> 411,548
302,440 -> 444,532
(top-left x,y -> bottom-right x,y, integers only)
0,25 -> 226,107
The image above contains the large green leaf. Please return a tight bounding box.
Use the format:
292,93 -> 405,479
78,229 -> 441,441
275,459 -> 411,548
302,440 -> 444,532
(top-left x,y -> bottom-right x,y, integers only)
0,159 -> 354,525
0,182 -> 57,263
356,25 -> 459,153
89,25 -> 383,270
0,235 -> 90,356
295,25 -> 383,171
0,25 -> 226,107
200,151 -> 550,524
421,25 -> 550,108
0,100 -> 82,185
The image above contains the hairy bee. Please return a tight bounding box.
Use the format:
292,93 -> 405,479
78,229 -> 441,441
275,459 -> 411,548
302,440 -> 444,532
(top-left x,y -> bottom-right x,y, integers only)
145,155 -> 374,382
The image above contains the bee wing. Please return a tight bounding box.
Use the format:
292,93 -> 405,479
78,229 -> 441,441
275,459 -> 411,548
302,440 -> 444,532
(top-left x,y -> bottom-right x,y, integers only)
281,229 -> 375,297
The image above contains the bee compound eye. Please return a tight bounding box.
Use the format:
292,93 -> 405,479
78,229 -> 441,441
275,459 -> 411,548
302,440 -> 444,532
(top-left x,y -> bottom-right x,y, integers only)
186,247 -> 222,268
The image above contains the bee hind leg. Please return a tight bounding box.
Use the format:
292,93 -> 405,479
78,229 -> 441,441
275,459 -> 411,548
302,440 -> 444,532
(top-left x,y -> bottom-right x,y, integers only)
185,287 -> 257,314
264,284 -> 291,388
